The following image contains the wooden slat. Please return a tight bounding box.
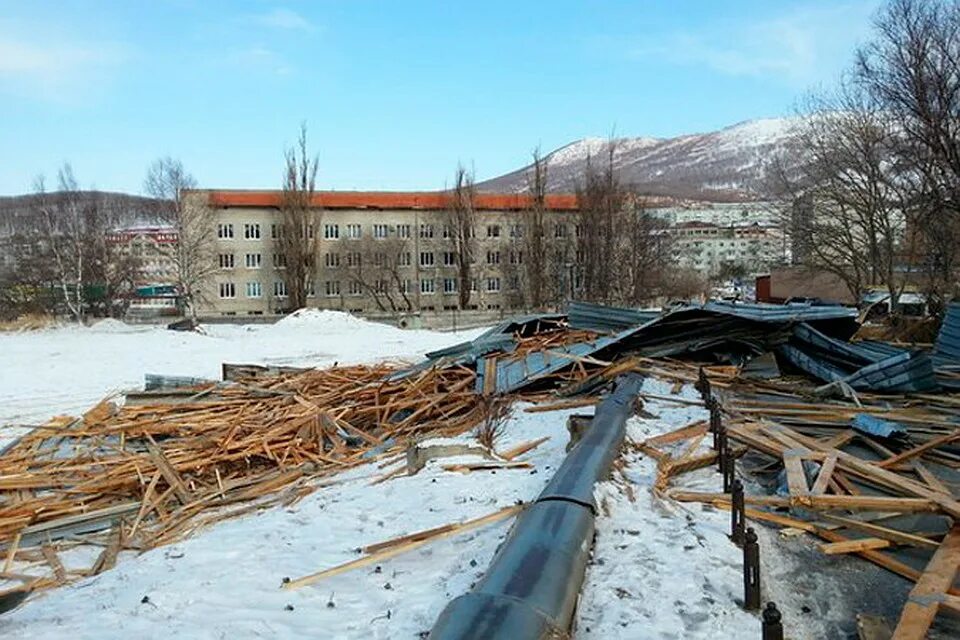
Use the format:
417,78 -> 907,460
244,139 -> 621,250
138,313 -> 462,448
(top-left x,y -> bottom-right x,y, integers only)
891,524 -> 960,639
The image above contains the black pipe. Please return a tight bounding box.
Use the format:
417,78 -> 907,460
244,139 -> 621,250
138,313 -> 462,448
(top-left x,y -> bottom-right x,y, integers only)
429,373 -> 643,640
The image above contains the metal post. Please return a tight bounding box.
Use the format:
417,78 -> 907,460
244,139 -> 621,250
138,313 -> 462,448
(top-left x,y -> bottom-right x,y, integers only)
722,446 -> 735,493
717,426 -> 728,472
731,479 -> 745,546
743,528 -> 761,611
761,602 -> 784,640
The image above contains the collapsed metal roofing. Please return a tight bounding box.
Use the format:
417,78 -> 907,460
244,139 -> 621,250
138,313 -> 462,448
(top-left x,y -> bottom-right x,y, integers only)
401,300 -> 946,395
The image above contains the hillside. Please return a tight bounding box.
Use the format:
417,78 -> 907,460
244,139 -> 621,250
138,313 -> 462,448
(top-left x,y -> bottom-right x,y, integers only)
0,191 -> 164,236
476,117 -> 801,202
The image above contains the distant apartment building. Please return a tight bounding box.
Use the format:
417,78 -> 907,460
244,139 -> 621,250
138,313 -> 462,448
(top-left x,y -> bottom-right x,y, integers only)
670,221 -> 786,277
184,190 -> 580,317
105,225 -> 178,285
650,201 -> 779,228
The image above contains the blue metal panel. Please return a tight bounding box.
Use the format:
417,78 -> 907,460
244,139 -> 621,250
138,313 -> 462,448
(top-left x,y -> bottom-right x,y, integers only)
851,414 -> 908,439
935,302 -> 960,362
566,300 -> 660,333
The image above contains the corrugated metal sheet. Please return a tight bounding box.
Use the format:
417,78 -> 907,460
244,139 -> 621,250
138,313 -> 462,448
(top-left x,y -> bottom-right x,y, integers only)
851,414 -> 907,439
476,334 -> 624,394
778,344 -> 938,393
935,302 -> 960,362
699,301 -> 858,325
566,301 -> 660,333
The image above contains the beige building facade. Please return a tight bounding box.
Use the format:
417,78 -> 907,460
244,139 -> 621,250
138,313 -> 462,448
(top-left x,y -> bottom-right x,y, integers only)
184,190 -> 580,317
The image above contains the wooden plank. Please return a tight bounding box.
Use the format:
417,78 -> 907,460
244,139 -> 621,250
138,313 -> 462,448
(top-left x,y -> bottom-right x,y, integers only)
282,504 -> 524,590
811,452 -> 838,496
891,524 -> 960,639
879,430 -> 960,469
820,537 -> 892,555
41,544 -> 67,583
784,451 -> 810,497
641,420 -> 708,448
820,514 -> 939,550
146,443 -> 194,505
498,437 -> 550,461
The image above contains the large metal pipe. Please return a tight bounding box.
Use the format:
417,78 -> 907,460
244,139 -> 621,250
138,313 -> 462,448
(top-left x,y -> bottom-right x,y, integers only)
429,373 -> 643,640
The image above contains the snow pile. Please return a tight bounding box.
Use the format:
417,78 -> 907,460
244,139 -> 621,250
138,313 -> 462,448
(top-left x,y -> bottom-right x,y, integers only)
89,318 -> 144,334
271,308 -> 378,332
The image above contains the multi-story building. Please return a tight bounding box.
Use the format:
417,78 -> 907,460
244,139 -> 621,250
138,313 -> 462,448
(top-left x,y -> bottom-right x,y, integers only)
105,225 -> 178,285
670,221 -> 787,277
184,190 -> 579,317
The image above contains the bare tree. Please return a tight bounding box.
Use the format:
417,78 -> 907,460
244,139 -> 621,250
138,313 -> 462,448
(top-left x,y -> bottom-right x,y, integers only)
35,166 -> 87,321
855,0 -> 960,312
144,157 -> 213,320
520,147 -> 550,310
767,83 -> 911,308
338,235 -> 414,313
278,123 -> 320,311
446,164 -> 476,309
576,140 -> 627,304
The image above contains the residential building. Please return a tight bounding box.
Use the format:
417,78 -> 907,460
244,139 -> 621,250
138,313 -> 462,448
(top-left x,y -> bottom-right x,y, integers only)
185,190 -> 579,317
670,221 -> 787,277
105,225 -> 178,285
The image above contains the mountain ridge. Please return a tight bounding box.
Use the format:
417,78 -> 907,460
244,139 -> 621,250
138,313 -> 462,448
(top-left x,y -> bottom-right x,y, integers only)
476,117 -> 801,202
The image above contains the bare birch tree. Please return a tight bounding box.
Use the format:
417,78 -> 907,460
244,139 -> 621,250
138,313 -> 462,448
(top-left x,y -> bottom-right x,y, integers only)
278,123 -> 320,311
35,166 -> 87,321
338,236 -> 414,313
144,157 -> 214,321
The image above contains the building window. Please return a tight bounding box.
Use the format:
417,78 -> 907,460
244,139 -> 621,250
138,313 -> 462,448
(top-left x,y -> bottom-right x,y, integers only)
420,278 -> 435,294
219,282 -> 236,298
346,251 -> 361,267
219,253 -> 235,269
575,224 -> 583,238
486,250 -> 501,265
398,251 -> 412,267
244,253 -> 262,269
419,224 -> 434,239
399,279 -> 412,294
509,224 -> 523,238
372,252 -> 386,267
508,275 -> 520,291
324,224 -> 340,240
486,224 -> 501,238
442,251 -> 456,267
346,224 -> 362,239
374,280 -> 389,294
246,282 -> 262,298
510,250 -> 523,265
486,277 -> 501,292
243,223 -> 261,240
347,280 -> 362,296
271,224 -> 281,239
325,280 -> 341,296
273,281 -> 288,298
443,278 -> 458,294
397,224 -> 411,239
306,280 -> 316,297
470,278 -> 479,292
554,223 -> 567,238
373,224 -> 389,239
420,251 -> 435,267
325,253 -> 340,268
273,253 -> 287,269
218,224 -> 234,239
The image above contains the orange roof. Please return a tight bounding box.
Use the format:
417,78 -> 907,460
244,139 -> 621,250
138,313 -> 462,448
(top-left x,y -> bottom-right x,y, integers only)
199,190 -> 579,211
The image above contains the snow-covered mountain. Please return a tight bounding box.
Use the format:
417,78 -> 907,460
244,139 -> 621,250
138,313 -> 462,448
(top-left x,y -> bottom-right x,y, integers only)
477,117 -> 801,202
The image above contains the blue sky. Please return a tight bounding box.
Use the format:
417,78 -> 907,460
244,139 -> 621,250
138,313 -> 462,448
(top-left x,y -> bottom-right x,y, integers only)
0,0 -> 882,196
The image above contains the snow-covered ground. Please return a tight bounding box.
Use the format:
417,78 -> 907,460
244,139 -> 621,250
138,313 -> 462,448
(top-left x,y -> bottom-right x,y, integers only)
2,313 -> 849,638
0,310 -> 484,446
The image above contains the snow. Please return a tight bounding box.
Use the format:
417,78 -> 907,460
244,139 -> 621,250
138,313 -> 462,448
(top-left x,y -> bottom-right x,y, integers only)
0,313 -> 484,442
1,315 -> 846,638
